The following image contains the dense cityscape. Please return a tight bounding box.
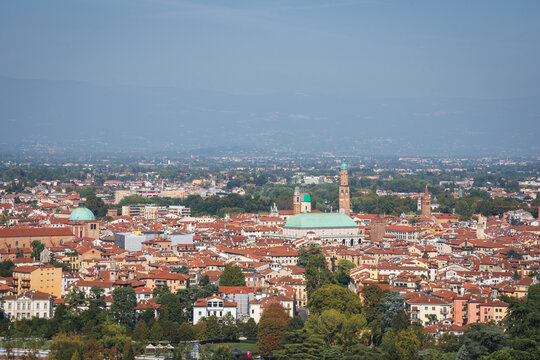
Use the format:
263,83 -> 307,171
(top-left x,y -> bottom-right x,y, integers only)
0,154 -> 538,359
2,0 -> 540,359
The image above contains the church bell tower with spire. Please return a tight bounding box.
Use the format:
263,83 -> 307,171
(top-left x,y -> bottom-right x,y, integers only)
339,159 -> 350,216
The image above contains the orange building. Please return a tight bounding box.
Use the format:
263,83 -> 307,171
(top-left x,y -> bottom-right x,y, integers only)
138,270 -> 190,293
0,227 -> 75,250
11,265 -> 62,298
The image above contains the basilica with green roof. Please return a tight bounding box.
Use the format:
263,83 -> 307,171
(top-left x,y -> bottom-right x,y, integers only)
281,160 -> 362,246
68,202 -> 99,240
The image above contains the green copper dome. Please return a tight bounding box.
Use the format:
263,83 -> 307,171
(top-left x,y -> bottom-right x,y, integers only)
284,213 -> 357,229
341,159 -> 347,170
69,207 -> 96,221
303,194 -> 311,202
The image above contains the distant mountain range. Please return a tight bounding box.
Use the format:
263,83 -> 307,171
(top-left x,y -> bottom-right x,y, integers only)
1,76 -> 538,156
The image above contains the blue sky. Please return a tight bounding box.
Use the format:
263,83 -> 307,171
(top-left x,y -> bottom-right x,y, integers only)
1,0 -> 539,98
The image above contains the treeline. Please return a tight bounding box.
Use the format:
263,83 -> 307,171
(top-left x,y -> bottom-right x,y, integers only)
0,280 -> 257,359
117,193 -> 274,218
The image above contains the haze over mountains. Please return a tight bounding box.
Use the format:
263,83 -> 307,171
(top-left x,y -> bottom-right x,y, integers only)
1,76 -> 538,157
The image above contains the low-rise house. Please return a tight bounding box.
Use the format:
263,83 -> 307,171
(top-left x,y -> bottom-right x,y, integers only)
138,270 -> 190,292
406,295 -> 450,325
193,295 -> 237,324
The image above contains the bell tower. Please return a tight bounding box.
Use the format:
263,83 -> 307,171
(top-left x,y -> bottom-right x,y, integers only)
421,185 -> 431,218
293,186 -> 301,215
339,159 -> 350,216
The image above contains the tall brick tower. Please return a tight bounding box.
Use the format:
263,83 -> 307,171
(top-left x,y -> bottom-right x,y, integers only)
293,186 -> 301,215
339,159 -> 350,216
421,185 -> 431,218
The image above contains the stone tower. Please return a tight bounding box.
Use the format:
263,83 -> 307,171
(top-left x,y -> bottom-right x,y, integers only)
293,186 -> 301,215
476,214 -> 486,239
421,185 -> 431,218
370,215 -> 386,241
339,159 -> 351,216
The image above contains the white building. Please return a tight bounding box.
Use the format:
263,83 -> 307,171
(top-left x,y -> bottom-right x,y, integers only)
1,291 -> 54,320
406,296 -> 450,325
193,295 -> 237,324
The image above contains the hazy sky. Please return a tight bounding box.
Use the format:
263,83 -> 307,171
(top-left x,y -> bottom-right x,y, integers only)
1,0 -> 539,98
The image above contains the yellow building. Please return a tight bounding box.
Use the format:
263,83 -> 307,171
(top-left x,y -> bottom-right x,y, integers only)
12,265 -> 62,298
63,252 -> 81,272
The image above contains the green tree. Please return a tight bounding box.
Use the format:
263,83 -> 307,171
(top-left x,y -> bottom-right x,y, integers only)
437,332 -> 461,353
49,334 -> 85,360
297,244 -> 322,268
381,291 -> 406,332
504,283 -> 540,356
161,320 -> 181,342
65,286 -> 86,313
460,323 -> 509,360
395,328 -> 420,360
111,287 -> 137,328
308,284 -> 362,315
177,322 -> 195,341
305,254 -> 336,297
0,260 -> 15,277
455,345 -> 469,360
87,286 -> 106,310
242,318 -> 258,337
340,313 -> 368,348
148,321 -> 164,342
306,309 -> 345,346
205,315 -> 222,341
132,320 -> 149,341
505,249 -> 523,260
362,284 -> 388,323
221,313 -> 239,341
98,317 -> 131,350
84,193 -> 107,218
392,311 -> 412,332
157,289 -> 186,324
286,316 -> 305,332
275,328 -> 326,360
30,240 -> 45,260
219,263 -> 246,286
336,259 -> 355,287
122,346 -> 136,360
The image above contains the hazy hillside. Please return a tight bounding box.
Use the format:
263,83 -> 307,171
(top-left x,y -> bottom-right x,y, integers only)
1,76 -> 538,156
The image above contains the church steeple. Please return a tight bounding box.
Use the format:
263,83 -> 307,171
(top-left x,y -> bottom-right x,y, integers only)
339,159 -> 350,216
